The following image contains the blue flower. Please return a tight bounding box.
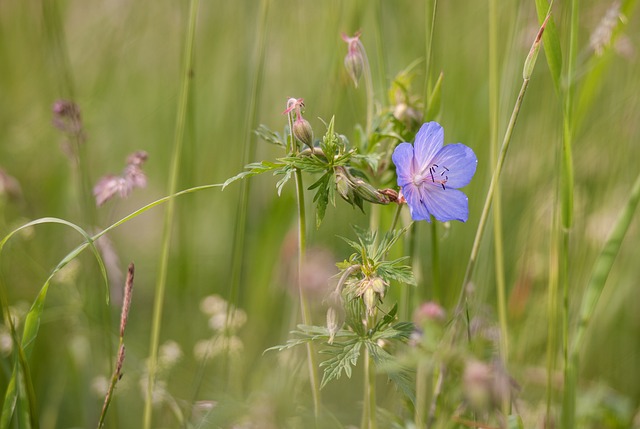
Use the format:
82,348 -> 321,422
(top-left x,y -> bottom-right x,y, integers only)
392,122 -> 477,222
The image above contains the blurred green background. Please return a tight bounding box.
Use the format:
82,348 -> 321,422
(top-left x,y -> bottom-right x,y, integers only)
1,0 -> 639,427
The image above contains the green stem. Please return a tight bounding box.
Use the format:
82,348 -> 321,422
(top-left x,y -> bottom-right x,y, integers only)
143,0 -> 199,427
294,168 -> 321,420
456,76 -> 531,311
414,361 -> 428,428
429,221 -> 440,301
358,39 -> 375,137
224,0 -> 270,392
365,347 -> 377,429
423,0 -> 438,115
488,0 -> 509,417
546,208 -> 560,425
560,0 -> 577,426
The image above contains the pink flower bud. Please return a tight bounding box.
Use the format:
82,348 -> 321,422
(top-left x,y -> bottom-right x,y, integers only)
293,117 -> 313,148
342,32 -> 364,88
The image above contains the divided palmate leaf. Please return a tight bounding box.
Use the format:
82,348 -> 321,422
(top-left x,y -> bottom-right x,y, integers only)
254,124 -> 286,148
222,161 -> 288,190
319,340 -> 363,388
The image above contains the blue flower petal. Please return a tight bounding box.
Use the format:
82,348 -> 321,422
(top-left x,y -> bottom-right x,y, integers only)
402,183 -> 432,222
422,187 -> 469,223
392,143 -> 416,187
414,122 -> 444,167
430,143 -> 478,189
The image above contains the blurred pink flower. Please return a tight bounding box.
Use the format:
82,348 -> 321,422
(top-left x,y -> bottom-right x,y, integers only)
94,151 -> 148,206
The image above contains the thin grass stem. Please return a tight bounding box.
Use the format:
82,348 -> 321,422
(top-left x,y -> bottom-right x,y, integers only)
223,0 -> 270,393
488,0 -> 509,418
560,0 -> 578,426
545,207 -> 560,425
143,0 -> 199,427
456,77 -> 530,312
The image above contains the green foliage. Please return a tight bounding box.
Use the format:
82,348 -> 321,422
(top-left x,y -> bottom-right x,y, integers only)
338,225 -> 415,286
268,306 -> 415,393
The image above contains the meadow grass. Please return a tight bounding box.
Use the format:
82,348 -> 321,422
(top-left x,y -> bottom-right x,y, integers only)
1,1 -> 640,428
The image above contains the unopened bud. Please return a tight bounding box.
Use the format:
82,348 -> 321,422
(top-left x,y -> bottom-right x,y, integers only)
293,117 -> 313,148
335,168 -> 353,201
326,290 -> 345,344
344,51 -> 363,88
363,288 -> 377,316
352,176 -> 390,205
342,32 -> 364,88
370,276 -> 387,296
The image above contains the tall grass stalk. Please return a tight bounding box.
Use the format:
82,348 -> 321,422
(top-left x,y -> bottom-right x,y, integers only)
224,0 -> 270,391
546,208 -> 560,425
0,216 -> 109,429
361,38 -> 375,137
564,171 -> 640,425
488,0 -> 510,418
456,15 -> 549,313
559,0 -> 578,427
143,0 -> 199,427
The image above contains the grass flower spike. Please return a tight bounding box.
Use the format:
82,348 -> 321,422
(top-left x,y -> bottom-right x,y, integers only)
392,122 -> 477,222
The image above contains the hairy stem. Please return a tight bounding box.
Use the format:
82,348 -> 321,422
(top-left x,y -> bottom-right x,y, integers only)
294,164 -> 321,420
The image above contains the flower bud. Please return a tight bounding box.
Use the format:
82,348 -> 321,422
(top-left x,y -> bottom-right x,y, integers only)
335,168 -> 353,202
370,276 -> 387,296
293,117 -> 313,148
326,291 -> 345,344
351,176 -> 390,205
363,288 -> 377,316
342,32 -> 364,88
344,51 -> 364,88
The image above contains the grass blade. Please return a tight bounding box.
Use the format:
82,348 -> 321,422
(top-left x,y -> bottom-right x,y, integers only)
534,0 -> 562,94
563,172 -> 640,426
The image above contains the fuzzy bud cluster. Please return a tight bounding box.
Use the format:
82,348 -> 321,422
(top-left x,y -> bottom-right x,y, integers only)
356,275 -> 387,316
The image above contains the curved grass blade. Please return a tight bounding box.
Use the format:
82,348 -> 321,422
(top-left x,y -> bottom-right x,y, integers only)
562,172 -> 640,427
0,218 -> 110,428
0,183 -> 222,428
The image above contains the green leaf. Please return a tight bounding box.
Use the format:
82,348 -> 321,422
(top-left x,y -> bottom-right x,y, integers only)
222,161 -> 287,190
319,340 -> 362,388
508,415 -> 525,429
275,166 -> 294,196
254,124 -> 286,148
372,322 -> 415,342
377,259 -> 416,286
365,341 -> 415,404
0,217 -> 109,428
534,0 -> 562,93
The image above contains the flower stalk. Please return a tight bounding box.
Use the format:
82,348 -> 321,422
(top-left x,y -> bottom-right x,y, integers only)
287,105 -> 322,420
